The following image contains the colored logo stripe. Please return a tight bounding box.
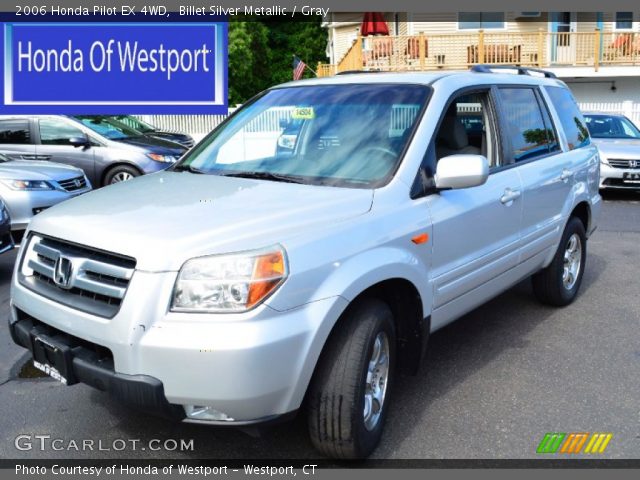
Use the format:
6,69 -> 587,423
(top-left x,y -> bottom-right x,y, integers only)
537,433 -> 613,454
537,433 -> 566,453
584,433 -> 613,454
560,433 -> 589,453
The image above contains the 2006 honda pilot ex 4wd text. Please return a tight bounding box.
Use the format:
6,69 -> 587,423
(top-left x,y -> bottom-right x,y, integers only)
10,67 -> 601,459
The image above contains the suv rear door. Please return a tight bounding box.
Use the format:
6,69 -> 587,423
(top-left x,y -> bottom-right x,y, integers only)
34,117 -> 97,183
498,86 -> 579,265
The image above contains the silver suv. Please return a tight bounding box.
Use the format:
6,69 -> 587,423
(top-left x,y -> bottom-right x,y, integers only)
9,67 -> 601,459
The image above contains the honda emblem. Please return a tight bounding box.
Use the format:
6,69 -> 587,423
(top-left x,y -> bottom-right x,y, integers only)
53,256 -> 74,289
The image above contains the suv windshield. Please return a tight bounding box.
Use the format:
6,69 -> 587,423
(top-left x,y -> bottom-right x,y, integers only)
584,114 -> 640,139
174,84 -> 430,188
73,115 -> 145,140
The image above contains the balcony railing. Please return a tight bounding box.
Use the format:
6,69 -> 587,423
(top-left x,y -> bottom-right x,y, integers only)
318,30 -> 640,76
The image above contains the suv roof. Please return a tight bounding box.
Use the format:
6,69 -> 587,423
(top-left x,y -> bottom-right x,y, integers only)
281,68 -> 566,89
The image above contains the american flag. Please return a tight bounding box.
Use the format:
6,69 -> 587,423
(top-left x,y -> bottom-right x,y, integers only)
293,56 -> 306,80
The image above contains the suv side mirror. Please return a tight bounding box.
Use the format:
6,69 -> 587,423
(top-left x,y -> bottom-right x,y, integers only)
435,154 -> 489,190
69,136 -> 90,148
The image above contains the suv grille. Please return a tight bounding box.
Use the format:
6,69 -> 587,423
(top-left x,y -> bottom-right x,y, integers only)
58,176 -> 88,192
20,235 -> 136,318
608,159 -> 640,169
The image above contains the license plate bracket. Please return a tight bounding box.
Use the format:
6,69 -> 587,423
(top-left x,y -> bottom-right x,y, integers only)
30,334 -> 76,385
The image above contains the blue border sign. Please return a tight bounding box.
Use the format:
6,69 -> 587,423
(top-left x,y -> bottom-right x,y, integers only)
0,22 -> 228,113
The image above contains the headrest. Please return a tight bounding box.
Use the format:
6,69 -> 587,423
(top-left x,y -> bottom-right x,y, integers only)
437,116 -> 469,150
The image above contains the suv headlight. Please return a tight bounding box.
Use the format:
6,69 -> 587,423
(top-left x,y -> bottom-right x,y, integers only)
0,179 -> 53,191
171,246 -> 288,313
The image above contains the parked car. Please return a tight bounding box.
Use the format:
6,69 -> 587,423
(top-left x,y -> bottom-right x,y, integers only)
9,68 -> 601,459
107,115 -> 195,149
0,115 -> 187,187
0,152 -> 91,231
0,197 -> 14,255
583,113 -> 640,189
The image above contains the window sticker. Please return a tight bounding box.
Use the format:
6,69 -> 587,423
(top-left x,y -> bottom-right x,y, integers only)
291,107 -> 315,119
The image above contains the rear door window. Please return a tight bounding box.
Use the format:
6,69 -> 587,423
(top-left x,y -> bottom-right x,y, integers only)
498,88 -> 559,162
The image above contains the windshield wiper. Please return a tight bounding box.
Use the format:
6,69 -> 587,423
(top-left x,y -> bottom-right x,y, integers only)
220,171 -> 305,184
172,164 -> 206,174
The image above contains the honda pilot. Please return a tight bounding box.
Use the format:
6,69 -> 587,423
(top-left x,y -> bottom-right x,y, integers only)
9,67 -> 601,459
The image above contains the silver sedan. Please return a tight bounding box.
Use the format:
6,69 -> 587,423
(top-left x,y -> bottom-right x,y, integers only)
0,153 -> 92,231
584,113 -> 640,190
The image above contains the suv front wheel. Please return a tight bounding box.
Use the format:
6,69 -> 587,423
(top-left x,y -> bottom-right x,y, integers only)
307,298 -> 396,459
533,216 -> 587,306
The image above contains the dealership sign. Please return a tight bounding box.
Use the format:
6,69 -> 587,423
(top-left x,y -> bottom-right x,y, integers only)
0,22 -> 228,113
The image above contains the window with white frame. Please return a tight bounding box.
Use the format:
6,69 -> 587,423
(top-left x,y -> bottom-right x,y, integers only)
615,12 -> 633,30
458,12 -> 505,30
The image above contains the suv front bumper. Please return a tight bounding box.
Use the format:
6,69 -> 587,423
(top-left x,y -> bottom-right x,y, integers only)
10,269 -> 347,424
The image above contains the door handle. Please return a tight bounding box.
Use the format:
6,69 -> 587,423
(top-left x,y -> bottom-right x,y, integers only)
21,155 -> 51,160
500,188 -> 521,205
560,169 -> 574,182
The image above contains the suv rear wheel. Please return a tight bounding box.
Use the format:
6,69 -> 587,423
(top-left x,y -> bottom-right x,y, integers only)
307,298 -> 396,459
532,216 -> 587,306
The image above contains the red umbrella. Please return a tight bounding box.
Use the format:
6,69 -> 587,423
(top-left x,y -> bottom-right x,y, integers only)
360,12 -> 389,36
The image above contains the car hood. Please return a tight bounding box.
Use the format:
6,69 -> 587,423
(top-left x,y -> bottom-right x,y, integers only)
0,160 -> 84,181
28,172 -> 374,271
593,138 -> 640,158
150,131 -> 194,146
113,135 -> 187,155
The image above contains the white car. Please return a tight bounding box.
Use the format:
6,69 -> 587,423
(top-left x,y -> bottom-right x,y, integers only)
0,153 -> 91,230
584,113 -> 640,189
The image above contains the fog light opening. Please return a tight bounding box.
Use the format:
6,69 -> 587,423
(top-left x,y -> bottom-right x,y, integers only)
184,405 -> 235,422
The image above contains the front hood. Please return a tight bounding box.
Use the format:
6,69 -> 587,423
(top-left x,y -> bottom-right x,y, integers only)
0,160 -> 83,181
114,136 -> 187,155
593,138 -> 640,158
151,132 -> 193,145
29,172 -> 373,271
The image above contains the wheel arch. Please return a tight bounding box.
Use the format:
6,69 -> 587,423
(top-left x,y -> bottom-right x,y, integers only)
570,201 -> 591,234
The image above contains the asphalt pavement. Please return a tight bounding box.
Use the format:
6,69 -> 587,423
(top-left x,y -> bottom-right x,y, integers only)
0,190 -> 638,460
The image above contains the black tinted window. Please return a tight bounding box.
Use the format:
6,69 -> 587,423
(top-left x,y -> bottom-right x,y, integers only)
545,86 -> 590,150
498,88 -> 558,162
39,119 -> 85,146
0,120 -> 30,144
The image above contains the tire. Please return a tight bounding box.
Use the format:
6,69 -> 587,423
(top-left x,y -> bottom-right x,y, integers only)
532,216 -> 587,306
103,165 -> 141,186
307,298 -> 396,459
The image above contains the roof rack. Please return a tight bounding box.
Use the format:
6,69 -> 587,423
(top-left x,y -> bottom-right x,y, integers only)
470,65 -> 557,79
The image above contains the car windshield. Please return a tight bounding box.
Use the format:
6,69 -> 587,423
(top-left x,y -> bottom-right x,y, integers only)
111,115 -> 156,134
73,115 -> 145,140
584,115 -> 640,139
174,84 -> 430,188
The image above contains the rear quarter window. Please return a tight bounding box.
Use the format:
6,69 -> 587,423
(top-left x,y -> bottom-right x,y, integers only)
545,86 -> 590,150
0,119 -> 31,144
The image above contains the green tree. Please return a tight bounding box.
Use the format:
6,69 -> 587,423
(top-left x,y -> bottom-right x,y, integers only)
227,18 -> 327,104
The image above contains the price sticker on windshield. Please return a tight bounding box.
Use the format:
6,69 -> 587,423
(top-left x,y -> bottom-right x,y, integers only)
291,107 -> 315,119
